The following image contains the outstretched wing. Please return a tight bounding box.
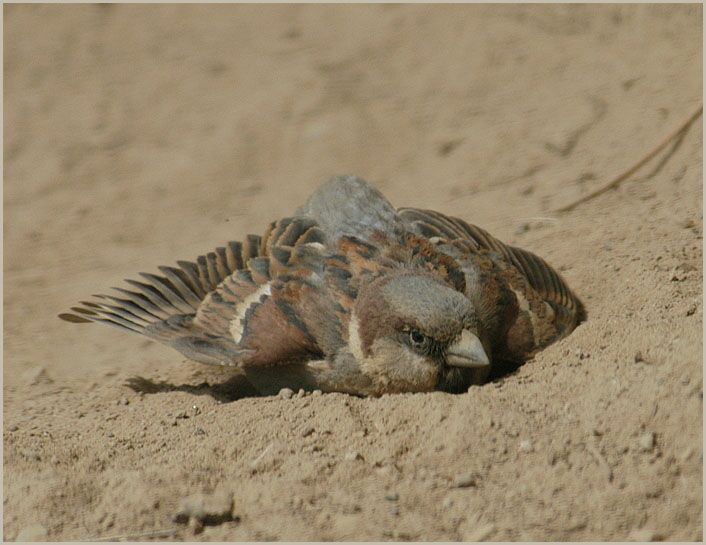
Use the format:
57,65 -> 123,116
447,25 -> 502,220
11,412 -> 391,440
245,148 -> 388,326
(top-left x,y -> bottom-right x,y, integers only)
58,234 -> 264,337
59,217 -> 330,367
398,207 -> 586,333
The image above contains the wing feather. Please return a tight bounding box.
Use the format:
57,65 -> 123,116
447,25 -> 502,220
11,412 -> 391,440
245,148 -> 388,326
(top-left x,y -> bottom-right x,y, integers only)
59,217 -> 333,367
399,207 -> 586,325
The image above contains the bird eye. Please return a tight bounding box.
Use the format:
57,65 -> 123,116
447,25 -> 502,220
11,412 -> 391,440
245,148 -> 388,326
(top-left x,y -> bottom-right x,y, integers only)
409,330 -> 426,346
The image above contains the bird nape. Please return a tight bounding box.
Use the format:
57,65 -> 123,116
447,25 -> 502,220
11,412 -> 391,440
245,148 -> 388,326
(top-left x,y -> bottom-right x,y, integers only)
59,175 -> 586,396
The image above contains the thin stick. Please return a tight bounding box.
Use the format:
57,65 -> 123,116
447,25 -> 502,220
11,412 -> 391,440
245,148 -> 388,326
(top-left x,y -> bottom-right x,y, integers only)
555,105 -> 703,214
518,217 -> 560,224
81,527 -> 178,542
250,442 -> 273,468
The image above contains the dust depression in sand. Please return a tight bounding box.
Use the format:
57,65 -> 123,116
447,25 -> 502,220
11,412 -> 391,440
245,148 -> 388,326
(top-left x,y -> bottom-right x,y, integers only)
4,4 -> 702,541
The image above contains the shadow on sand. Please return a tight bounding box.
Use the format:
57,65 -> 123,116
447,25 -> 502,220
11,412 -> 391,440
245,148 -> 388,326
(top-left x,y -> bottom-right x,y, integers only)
125,374 -> 264,403
125,357 -> 526,402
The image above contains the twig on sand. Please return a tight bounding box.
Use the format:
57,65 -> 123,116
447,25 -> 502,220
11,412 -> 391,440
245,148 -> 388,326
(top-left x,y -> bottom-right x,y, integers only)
250,442 -> 273,468
555,104 -> 703,214
519,216 -> 560,224
81,527 -> 178,542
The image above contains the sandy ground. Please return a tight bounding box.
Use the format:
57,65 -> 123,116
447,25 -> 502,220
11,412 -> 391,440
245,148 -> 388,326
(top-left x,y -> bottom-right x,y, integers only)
3,4 -> 703,541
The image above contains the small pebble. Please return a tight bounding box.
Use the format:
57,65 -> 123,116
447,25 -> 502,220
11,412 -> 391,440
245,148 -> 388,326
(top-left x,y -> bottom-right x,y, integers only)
644,484 -> 663,498
117,397 -> 129,406
389,504 -> 400,516
680,447 -> 694,462
296,388 -> 306,398
384,492 -> 399,501
344,451 -> 362,461
311,390 -> 323,397
189,517 -> 204,534
301,426 -> 315,438
670,269 -> 688,282
464,524 -> 496,541
628,528 -> 656,541
676,262 -> 697,273
175,411 -> 189,420
278,388 -> 294,399
15,524 -> 48,542
686,302 -> 698,316
519,440 -> 534,453
638,432 -> 656,452
195,428 -> 206,436
452,473 -> 477,488
106,432 -> 114,438
515,223 -> 530,235
633,351 -> 645,363
442,496 -> 454,509
9,425 -> 18,432
173,491 -> 234,526
23,366 -> 53,386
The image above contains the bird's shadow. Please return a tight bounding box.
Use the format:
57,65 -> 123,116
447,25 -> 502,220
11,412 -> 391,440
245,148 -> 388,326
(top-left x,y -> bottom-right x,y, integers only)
125,359 -> 525,402
125,374 -> 264,403
488,359 -> 525,382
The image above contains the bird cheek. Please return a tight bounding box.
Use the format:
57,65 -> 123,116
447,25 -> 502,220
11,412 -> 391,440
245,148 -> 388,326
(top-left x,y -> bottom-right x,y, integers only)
359,339 -> 438,394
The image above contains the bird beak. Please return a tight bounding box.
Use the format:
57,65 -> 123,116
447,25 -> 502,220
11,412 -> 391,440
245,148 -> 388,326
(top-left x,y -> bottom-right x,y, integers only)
446,330 -> 490,368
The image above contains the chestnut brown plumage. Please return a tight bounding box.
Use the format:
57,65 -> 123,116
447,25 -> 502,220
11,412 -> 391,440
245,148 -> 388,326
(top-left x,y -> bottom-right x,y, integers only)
59,176 -> 585,395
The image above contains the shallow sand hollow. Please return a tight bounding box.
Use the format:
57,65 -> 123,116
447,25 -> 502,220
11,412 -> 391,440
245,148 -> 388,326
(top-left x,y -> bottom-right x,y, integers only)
4,4 -> 702,541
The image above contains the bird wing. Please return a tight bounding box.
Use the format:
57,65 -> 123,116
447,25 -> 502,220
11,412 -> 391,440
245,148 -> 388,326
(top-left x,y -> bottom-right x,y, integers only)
296,175 -> 584,323
59,217 -> 330,367
398,207 -> 586,330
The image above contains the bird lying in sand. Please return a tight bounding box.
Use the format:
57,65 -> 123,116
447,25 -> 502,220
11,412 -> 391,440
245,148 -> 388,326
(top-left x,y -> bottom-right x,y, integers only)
60,176 -> 586,396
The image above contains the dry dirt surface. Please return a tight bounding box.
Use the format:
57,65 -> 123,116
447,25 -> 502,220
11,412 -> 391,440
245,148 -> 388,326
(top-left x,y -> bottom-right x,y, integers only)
4,4 -> 703,542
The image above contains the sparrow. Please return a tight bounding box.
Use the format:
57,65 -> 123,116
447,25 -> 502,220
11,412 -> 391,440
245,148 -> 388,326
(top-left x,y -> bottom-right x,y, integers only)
59,176 -> 586,396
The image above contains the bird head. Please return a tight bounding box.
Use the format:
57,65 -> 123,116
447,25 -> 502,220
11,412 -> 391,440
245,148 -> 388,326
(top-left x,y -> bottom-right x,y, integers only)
348,272 -> 491,394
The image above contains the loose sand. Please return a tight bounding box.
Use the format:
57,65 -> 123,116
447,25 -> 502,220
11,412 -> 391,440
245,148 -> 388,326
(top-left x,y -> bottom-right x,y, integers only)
4,4 -> 702,541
